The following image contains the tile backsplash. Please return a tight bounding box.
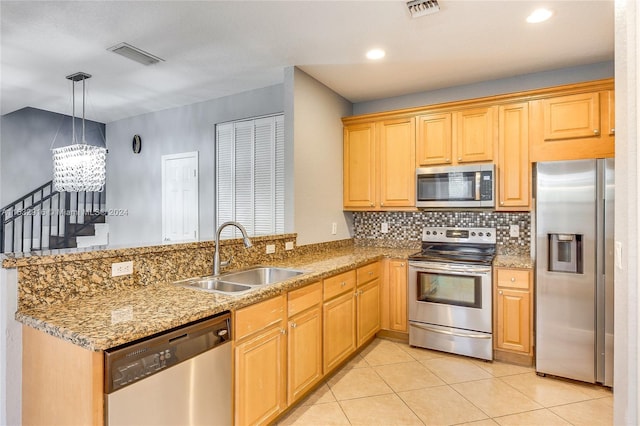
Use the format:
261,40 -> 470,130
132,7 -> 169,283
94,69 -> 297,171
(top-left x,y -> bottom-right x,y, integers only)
353,210 -> 531,256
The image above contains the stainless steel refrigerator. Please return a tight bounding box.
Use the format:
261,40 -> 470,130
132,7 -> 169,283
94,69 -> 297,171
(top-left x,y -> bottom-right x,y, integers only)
535,158 -> 614,386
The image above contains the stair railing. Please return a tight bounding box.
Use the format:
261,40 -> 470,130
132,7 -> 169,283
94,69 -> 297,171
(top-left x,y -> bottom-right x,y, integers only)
0,181 -> 105,253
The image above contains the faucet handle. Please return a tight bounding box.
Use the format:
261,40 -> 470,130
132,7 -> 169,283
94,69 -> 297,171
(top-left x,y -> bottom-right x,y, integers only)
220,256 -> 233,268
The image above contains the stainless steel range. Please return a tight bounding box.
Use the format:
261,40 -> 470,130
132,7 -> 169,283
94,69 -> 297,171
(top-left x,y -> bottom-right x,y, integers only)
408,227 -> 496,360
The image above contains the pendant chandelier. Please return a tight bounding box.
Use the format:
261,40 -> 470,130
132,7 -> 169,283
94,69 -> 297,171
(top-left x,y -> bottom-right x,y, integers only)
52,72 -> 107,192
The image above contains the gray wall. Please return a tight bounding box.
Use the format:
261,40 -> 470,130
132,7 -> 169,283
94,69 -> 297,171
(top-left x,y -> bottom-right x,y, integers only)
288,68 -> 353,246
353,61 -> 614,115
0,107 -> 105,206
105,84 -> 284,246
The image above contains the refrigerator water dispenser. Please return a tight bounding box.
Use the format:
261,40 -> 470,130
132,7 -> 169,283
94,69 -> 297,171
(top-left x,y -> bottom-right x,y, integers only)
548,233 -> 583,273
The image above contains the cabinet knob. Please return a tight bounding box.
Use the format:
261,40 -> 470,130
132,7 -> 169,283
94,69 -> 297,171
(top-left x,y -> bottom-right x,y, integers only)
280,328 -> 287,335
381,202 -> 384,206
458,157 -> 462,161
291,322 -> 297,328
368,271 -> 373,275
400,263 -> 405,267
370,203 -> 374,207
341,281 -> 346,287
499,290 -> 503,295
500,201 -> 505,206
511,277 -> 516,282
594,129 -> 600,135
611,128 -> 615,135
445,158 -> 451,163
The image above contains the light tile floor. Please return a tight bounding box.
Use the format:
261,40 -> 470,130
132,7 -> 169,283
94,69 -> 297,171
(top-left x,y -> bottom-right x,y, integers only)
276,338 -> 613,426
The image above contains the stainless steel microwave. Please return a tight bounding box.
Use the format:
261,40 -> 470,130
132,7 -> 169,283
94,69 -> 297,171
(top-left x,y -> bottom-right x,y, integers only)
416,164 -> 495,208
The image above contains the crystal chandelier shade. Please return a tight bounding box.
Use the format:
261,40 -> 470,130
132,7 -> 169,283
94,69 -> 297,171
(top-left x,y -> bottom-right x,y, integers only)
52,72 -> 107,192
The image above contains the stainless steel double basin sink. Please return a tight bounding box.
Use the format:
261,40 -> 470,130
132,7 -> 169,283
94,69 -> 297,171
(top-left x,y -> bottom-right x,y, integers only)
173,266 -> 307,295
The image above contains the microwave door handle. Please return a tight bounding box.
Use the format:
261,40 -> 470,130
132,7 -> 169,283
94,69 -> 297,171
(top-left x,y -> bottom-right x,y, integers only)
475,172 -> 481,201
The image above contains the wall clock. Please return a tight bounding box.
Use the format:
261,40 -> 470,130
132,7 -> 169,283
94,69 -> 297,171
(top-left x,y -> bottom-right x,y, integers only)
132,134 -> 142,154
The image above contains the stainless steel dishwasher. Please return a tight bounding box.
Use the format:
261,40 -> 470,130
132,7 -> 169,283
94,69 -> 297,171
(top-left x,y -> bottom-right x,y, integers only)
104,312 -> 232,426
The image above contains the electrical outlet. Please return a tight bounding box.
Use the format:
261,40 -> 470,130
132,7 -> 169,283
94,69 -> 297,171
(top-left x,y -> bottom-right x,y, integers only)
509,224 -> 520,238
112,261 -> 133,277
331,222 -> 337,235
266,244 -> 276,254
381,222 -> 389,233
285,241 -> 294,251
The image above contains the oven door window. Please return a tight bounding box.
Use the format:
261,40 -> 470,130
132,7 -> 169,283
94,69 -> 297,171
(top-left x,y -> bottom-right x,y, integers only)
416,271 -> 482,308
417,172 -> 476,201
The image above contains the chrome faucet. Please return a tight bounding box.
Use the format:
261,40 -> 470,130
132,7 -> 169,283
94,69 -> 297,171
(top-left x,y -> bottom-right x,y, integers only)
214,221 -> 252,275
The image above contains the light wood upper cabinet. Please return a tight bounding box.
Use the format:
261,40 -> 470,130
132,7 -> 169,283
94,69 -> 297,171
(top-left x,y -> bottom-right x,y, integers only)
542,92 -> 600,141
287,282 -> 323,405
343,118 -> 415,210
381,258 -> 408,333
455,106 -> 496,163
530,88 -> 614,162
379,118 -> 416,208
343,122 -> 376,208
494,268 -> 533,362
497,102 -> 530,210
416,113 -> 452,166
234,295 -> 287,426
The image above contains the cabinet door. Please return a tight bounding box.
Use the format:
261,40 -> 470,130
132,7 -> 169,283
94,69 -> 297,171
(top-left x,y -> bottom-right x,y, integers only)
288,306 -> 323,405
497,102 -> 530,210
416,113 -> 452,166
357,278 -> 381,347
234,324 -> 287,426
323,291 -> 357,373
496,289 -> 531,354
455,107 -> 495,163
386,259 -> 408,332
344,123 -> 376,209
378,117 -> 416,208
542,92 -> 600,141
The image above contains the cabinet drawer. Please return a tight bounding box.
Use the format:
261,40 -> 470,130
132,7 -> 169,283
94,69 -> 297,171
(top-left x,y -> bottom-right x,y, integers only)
323,270 -> 356,301
235,295 -> 285,341
288,281 -> 322,316
357,261 -> 381,284
496,268 -> 531,290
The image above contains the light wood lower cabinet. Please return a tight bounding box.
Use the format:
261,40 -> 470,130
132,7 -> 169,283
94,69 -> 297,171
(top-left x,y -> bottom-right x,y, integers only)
22,326 -> 104,426
234,295 -> 287,426
381,258 -> 408,333
494,267 -> 533,365
356,277 -> 381,347
287,282 -> 323,405
323,288 -> 357,373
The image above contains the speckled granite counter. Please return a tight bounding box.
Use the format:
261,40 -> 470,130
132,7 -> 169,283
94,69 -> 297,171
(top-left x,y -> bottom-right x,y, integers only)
15,246 -> 416,351
494,254 -> 534,269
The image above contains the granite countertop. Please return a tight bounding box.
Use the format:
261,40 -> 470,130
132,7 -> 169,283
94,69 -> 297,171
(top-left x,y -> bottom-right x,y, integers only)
493,254 -> 534,269
16,246 -> 416,352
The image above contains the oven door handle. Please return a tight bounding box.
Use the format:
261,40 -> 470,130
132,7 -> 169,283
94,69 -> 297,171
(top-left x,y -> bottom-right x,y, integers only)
410,323 -> 491,339
409,263 -> 491,274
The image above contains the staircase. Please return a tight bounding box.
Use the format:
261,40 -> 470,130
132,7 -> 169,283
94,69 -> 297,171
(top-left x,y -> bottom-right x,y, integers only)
0,181 -> 108,253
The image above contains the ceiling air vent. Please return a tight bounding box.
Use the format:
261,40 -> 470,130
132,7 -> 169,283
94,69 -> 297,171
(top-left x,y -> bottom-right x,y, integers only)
407,0 -> 440,18
107,42 -> 164,66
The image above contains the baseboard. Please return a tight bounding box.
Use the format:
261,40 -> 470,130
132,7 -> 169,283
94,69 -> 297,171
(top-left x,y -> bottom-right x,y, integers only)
376,329 -> 409,343
493,348 -> 534,367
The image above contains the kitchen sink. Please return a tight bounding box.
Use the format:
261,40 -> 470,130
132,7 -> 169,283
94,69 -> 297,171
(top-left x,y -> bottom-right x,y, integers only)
173,266 -> 307,295
218,267 -> 306,286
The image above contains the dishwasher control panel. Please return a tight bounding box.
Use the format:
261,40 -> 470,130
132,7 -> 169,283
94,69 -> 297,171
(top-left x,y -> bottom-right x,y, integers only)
104,312 -> 231,393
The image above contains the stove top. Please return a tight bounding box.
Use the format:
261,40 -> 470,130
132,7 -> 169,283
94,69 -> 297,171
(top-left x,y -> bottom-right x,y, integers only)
409,227 -> 497,265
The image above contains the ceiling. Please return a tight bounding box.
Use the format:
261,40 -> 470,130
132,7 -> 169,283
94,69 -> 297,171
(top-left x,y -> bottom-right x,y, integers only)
1,1 -> 614,124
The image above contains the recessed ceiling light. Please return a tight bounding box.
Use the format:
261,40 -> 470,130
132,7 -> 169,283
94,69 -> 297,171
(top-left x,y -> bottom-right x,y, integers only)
526,8 -> 553,23
366,49 -> 386,60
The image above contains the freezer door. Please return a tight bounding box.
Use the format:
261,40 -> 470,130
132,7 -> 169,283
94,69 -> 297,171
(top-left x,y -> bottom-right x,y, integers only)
536,160 -> 597,383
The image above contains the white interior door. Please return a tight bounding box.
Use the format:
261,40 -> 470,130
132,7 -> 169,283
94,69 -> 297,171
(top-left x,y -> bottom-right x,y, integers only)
161,151 -> 199,243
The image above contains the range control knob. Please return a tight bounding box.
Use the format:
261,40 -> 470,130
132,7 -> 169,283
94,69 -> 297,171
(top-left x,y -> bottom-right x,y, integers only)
486,232 -> 491,237
471,232 -> 476,236
478,232 -> 484,237
425,231 -> 431,235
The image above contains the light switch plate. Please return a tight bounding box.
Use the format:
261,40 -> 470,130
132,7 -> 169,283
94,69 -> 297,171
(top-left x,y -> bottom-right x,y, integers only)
266,244 -> 276,254
509,224 -> 520,238
381,222 -> 389,233
331,222 -> 337,235
112,261 -> 133,277
285,241 -> 294,251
